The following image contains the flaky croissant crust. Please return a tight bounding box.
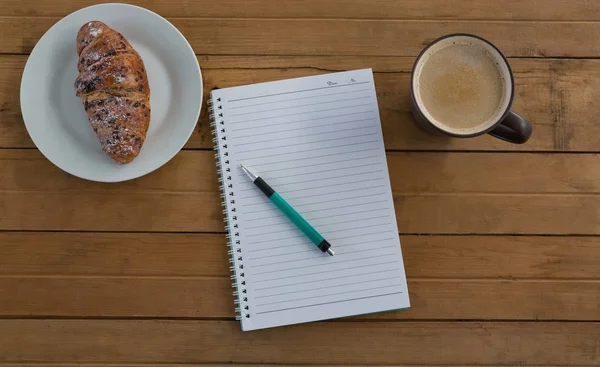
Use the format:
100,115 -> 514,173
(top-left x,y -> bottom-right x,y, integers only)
75,21 -> 151,164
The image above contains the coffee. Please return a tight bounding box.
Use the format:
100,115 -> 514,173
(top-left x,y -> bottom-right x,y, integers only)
410,34 -> 532,144
416,42 -> 507,133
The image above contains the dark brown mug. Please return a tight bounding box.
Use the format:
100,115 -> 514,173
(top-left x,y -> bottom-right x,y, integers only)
410,33 -> 532,144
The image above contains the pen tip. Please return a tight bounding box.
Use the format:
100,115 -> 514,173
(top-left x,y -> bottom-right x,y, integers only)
326,248 -> 335,256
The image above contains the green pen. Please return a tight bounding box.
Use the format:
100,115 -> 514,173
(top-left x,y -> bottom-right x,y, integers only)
240,164 -> 335,256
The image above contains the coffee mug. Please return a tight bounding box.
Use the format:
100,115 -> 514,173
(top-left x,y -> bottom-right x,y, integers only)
410,33 -> 532,144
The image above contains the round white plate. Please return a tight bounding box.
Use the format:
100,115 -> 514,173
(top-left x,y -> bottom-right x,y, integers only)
20,3 -> 202,182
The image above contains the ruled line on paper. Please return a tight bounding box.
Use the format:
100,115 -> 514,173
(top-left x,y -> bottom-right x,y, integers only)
256,155 -> 381,174
240,189 -> 386,208
245,213 -> 390,238
276,169 -> 384,188
242,200 -> 388,222
247,229 -> 397,253
236,152 -> 380,178
252,260 -> 399,284
240,185 -> 387,205
247,237 -> 396,260
245,223 -> 393,247
245,214 -> 391,238
255,275 -> 401,299
230,88 -> 372,109
255,291 -> 404,315
247,236 -> 396,260
239,169 -> 384,192
233,118 -> 376,139
252,252 -> 397,276
228,81 -> 371,102
256,284 -> 402,307
254,268 -> 400,291
237,148 -> 380,172
325,229 -> 397,243
278,177 -> 385,194
250,247 -> 399,271
241,176 -> 384,200
229,103 -> 372,125
237,140 -> 379,161
240,192 -> 388,215
235,159 -> 382,180
229,95 -> 371,116
252,244 -> 398,267
253,162 -> 383,181
233,126 -> 376,148
230,111 -> 375,132
243,205 -> 388,228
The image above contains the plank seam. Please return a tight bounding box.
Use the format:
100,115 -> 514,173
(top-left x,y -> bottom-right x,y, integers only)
8,147 -> 600,154
0,316 -> 597,323
3,230 -> 600,237
6,16 -> 600,22
6,52 -> 600,60
1,275 -> 599,282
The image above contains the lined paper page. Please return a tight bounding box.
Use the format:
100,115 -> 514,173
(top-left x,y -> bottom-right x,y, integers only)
212,69 -> 410,331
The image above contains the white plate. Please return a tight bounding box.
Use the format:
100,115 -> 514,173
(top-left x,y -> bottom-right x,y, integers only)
20,3 -> 202,182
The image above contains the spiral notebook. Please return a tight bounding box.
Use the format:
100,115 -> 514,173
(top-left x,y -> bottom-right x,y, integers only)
210,69 -> 410,331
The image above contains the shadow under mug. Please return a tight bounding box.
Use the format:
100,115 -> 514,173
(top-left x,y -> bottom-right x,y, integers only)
410,33 -> 533,144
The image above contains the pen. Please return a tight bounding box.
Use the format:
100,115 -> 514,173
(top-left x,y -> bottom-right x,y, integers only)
240,164 -> 335,256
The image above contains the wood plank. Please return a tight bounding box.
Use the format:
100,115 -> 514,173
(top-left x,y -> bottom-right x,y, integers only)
2,233 -> 599,279
4,150 -> 600,194
0,233 -> 228,276
0,150 -> 217,192
0,191 -> 221,231
402,235 -> 600,279
4,55 -> 600,152
3,17 -> 600,57
0,320 -> 598,365
0,56 -> 32,149
395,194 -> 600,234
4,0 -> 600,20
1,277 -> 599,320
0,277 -> 235,318
2,150 -> 600,233
391,153 -> 600,193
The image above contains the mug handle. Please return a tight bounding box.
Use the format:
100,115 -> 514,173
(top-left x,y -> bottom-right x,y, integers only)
488,111 -> 533,144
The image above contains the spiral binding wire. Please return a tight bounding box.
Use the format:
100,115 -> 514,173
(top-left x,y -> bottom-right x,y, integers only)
209,95 -> 250,321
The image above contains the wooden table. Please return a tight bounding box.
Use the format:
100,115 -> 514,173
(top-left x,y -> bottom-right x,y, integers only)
1,0 -> 600,365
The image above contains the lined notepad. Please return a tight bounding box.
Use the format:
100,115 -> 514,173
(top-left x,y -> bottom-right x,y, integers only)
210,69 -> 410,331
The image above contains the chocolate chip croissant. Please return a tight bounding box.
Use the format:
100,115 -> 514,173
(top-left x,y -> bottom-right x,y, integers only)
75,21 -> 150,164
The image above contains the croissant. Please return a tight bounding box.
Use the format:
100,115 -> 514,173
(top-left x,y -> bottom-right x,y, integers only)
74,21 -> 150,164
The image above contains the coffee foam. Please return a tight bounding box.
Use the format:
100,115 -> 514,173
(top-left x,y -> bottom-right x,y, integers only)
413,36 -> 512,135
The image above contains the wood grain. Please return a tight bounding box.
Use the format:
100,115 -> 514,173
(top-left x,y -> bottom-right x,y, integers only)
1,277 -> 599,320
19,191 -> 600,233
1,150 -> 600,233
4,150 -> 600,194
0,233 -> 229,276
5,55 -> 600,152
0,191 -> 221,231
395,194 -> 600,234
4,0 -> 600,20
1,320 -> 598,365
391,152 -> 600,193
3,17 -> 600,56
2,233 -> 599,279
